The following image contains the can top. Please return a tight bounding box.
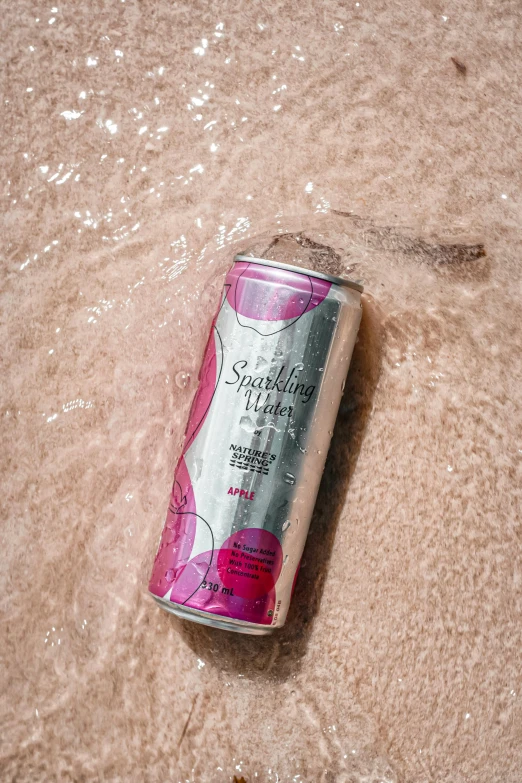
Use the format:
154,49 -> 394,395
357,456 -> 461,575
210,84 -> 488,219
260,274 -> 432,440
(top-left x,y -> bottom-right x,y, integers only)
234,254 -> 364,293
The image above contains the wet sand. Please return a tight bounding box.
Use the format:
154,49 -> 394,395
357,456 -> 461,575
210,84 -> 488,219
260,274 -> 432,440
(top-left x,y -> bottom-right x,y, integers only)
2,1 -> 522,781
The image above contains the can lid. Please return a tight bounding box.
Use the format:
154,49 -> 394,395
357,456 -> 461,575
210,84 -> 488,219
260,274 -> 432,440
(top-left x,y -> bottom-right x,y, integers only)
233,254 -> 364,293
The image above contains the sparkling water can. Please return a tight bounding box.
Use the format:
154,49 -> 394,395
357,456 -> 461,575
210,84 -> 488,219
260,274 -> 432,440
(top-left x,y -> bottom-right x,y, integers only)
149,254 -> 363,634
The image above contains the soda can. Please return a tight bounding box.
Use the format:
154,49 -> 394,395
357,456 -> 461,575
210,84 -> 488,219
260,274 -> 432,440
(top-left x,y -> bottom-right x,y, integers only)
149,254 -> 363,634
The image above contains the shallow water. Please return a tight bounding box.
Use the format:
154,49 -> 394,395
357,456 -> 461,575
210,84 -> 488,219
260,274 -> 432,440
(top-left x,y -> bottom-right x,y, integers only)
2,1 -> 522,781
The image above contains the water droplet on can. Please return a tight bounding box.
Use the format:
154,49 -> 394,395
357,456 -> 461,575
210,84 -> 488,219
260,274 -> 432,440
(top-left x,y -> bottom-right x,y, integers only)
193,457 -> 204,481
240,415 -> 257,432
165,569 -> 175,582
175,371 -> 190,389
295,362 -> 304,370
283,472 -> 296,485
255,355 -> 269,372
164,528 -> 176,544
282,520 -> 291,531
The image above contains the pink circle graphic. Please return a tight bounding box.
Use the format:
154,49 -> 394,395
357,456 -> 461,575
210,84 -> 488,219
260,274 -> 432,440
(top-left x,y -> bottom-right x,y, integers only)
225,262 -> 331,332
177,549 -> 278,625
217,528 -> 283,600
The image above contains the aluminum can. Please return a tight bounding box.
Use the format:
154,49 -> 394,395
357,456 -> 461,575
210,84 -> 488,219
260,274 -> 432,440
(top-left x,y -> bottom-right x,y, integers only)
149,254 -> 363,634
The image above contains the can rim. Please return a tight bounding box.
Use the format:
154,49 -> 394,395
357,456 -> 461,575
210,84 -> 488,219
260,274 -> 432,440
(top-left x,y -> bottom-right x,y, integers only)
233,254 -> 364,293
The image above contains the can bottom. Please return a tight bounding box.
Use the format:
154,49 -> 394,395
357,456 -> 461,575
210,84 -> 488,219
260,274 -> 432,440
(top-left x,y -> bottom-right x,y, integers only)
150,594 -> 277,635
